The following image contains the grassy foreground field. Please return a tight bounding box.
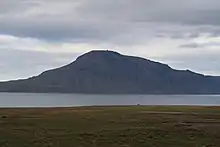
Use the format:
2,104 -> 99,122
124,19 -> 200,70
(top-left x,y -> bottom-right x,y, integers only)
0,106 -> 220,147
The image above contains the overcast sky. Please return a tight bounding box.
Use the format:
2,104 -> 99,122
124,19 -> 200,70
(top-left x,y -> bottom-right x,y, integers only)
0,0 -> 220,81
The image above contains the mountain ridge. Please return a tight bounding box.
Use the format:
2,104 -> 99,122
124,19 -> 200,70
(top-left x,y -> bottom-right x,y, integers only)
0,50 -> 219,94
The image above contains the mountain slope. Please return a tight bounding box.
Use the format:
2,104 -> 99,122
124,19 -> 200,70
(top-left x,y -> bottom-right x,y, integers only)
0,50 -> 220,94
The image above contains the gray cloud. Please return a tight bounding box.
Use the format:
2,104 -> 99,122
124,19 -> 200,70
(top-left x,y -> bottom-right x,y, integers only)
180,43 -> 201,48
0,0 -> 220,43
79,0 -> 220,26
0,0 -> 38,14
180,42 -> 220,48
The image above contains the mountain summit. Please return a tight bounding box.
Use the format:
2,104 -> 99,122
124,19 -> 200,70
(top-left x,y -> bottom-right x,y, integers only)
0,50 -> 220,94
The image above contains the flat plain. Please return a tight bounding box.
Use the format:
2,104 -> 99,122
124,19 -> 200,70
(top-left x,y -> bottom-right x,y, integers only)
0,106 -> 220,147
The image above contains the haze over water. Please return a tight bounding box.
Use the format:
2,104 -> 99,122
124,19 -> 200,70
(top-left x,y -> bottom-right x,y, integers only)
0,93 -> 220,108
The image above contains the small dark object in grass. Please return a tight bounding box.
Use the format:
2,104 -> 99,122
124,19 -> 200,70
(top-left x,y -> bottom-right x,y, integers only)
1,115 -> 7,119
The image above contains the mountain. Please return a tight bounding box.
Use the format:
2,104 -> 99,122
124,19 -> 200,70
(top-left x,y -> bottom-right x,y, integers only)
0,50 -> 220,94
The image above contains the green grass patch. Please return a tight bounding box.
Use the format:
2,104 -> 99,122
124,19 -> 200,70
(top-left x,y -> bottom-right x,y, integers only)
0,106 -> 220,147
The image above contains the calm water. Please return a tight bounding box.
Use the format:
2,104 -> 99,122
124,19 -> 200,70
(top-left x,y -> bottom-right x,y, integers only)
0,93 -> 220,108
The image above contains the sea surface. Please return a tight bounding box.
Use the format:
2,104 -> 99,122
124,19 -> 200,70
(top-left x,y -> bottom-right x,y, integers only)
0,93 -> 220,108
